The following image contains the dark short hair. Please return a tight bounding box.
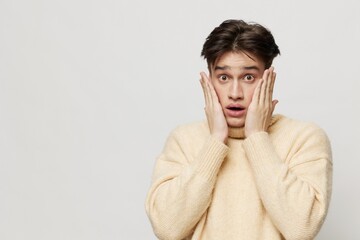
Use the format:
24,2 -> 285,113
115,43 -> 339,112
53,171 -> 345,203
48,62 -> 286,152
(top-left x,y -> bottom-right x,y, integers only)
201,19 -> 280,69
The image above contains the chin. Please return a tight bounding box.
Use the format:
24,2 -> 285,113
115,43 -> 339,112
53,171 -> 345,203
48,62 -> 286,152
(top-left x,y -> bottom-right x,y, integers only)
226,118 -> 245,128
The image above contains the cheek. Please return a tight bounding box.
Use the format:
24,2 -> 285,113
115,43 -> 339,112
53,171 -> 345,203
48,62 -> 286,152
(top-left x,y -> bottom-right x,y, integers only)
213,85 -> 226,104
245,85 -> 257,102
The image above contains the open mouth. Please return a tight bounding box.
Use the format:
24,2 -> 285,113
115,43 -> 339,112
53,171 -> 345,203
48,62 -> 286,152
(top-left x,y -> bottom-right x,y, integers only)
225,105 -> 246,117
227,106 -> 244,111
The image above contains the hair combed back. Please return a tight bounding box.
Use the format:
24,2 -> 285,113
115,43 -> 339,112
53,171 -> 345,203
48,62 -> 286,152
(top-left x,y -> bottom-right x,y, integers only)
201,20 -> 280,68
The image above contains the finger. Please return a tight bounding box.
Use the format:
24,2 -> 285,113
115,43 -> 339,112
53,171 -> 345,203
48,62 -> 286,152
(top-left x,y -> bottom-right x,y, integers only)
270,71 -> 276,100
269,72 -> 276,107
260,69 -> 269,104
200,73 -> 210,111
207,78 -> 219,105
199,74 -> 207,96
200,71 -> 210,83
268,67 -> 275,101
265,67 -> 273,104
199,74 -> 207,102
205,73 -> 219,107
271,99 -> 279,114
203,72 -> 213,106
206,81 -> 213,107
200,78 -> 208,111
252,78 -> 263,105
200,76 -> 206,96
201,72 -> 213,107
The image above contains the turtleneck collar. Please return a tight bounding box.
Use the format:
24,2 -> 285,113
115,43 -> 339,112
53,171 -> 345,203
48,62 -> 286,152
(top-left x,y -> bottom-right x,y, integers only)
227,114 -> 282,139
228,126 -> 245,139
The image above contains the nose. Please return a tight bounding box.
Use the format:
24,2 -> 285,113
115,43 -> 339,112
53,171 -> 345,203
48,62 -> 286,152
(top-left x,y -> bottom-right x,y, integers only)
229,80 -> 243,100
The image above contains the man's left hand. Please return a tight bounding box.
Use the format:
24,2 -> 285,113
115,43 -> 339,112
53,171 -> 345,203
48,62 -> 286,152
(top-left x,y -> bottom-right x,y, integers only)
245,67 -> 278,137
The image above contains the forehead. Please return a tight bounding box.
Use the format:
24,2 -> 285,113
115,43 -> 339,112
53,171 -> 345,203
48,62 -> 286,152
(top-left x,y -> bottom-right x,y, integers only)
213,51 -> 265,71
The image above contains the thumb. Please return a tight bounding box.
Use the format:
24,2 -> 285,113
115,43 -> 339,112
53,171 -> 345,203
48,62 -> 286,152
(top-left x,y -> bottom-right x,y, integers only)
272,99 -> 279,113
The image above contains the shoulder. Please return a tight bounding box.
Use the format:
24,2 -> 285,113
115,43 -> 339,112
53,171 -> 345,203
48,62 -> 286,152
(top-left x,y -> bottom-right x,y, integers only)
162,120 -> 209,149
170,120 -> 209,139
270,114 -> 331,155
161,120 -> 210,157
271,114 -> 328,136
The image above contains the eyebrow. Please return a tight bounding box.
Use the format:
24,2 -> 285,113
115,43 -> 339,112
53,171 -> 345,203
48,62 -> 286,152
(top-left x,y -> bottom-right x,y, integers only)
214,65 -> 260,71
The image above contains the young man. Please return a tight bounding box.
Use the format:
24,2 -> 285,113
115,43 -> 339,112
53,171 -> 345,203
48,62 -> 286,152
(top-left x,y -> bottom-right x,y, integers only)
146,20 -> 332,240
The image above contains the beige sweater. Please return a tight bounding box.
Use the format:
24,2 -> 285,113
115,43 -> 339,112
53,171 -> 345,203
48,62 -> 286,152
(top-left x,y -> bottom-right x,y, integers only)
146,115 -> 332,240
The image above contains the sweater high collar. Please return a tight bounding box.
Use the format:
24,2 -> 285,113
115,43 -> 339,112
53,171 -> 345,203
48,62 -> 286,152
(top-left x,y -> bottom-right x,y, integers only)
227,114 -> 282,139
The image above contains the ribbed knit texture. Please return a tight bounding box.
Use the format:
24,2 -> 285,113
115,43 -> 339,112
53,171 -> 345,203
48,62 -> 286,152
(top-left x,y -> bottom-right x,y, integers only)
146,115 -> 332,240
195,136 -> 229,182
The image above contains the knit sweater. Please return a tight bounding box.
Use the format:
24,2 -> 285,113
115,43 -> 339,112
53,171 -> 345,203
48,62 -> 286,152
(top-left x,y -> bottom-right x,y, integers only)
145,115 -> 332,240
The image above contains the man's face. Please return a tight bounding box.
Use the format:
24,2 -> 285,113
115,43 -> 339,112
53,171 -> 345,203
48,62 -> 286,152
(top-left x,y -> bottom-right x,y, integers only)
210,51 -> 266,128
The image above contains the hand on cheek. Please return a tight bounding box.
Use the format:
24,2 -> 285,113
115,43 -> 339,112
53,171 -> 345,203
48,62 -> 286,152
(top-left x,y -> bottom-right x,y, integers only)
244,67 -> 279,138
200,72 -> 228,143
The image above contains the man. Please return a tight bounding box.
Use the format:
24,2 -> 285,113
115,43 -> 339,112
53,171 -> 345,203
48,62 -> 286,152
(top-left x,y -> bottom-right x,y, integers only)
146,19 -> 332,240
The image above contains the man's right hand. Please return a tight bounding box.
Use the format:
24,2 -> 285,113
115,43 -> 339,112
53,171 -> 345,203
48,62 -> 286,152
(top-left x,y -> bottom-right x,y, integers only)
200,72 -> 228,143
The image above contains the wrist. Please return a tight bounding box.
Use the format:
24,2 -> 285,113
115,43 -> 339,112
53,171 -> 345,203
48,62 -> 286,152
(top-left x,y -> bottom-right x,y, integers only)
245,129 -> 266,138
212,132 -> 228,144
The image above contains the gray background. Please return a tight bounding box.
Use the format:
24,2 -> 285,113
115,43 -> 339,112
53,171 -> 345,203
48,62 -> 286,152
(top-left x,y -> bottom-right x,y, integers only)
1,0 -> 359,239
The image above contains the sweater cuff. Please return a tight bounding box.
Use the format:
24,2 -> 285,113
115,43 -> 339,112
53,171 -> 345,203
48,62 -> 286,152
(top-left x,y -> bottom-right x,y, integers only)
194,136 -> 229,183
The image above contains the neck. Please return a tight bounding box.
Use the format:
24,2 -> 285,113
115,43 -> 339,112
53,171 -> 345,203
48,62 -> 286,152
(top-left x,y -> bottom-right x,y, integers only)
228,126 -> 245,139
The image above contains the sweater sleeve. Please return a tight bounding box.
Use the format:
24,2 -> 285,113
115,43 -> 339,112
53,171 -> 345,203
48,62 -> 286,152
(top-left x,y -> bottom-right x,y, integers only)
145,127 -> 228,240
243,126 -> 332,240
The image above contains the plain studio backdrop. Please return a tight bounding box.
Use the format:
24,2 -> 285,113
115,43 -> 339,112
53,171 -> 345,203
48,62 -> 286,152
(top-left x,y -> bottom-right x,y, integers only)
0,0 -> 359,239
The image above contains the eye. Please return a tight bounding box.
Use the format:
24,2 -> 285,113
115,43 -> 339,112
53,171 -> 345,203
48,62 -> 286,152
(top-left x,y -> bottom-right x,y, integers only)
244,74 -> 254,81
219,75 -> 228,81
